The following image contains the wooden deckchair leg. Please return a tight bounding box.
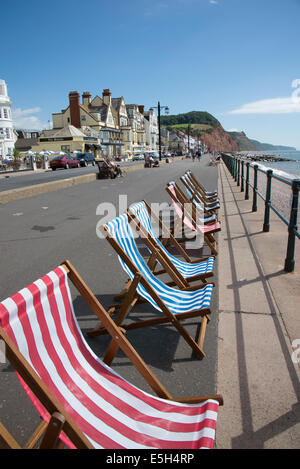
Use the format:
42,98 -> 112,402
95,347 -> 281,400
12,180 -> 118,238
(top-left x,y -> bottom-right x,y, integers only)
39,412 -> 65,449
24,420 -> 48,449
197,315 -> 209,353
88,273 -> 141,338
201,233 -> 218,256
0,422 -> 21,449
171,318 -> 206,359
103,327 -> 126,366
114,278 -> 131,301
113,272 -> 142,327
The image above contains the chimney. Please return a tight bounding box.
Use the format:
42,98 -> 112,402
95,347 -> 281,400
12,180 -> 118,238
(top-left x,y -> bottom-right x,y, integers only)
82,91 -> 91,107
138,105 -> 144,114
69,91 -> 81,128
102,88 -> 111,106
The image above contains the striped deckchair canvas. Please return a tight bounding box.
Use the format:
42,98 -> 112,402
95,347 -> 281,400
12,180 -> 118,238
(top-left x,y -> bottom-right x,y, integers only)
166,183 -> 221,256
128,201 -> 215,283
168,180 -> 219,223
0,262 -> 223,449
95,213 -> 215,360
180,175 -> 220,211
104,214 -> 214,316
185,170 -> 218,199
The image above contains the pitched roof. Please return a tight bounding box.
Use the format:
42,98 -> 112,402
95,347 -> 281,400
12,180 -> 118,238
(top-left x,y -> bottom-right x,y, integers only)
52,125 -> 86,138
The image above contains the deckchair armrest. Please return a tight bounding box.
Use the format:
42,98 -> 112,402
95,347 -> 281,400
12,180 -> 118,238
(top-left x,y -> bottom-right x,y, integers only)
189,255 -> 215,264
182,282 -> 215,291
172,395 -> 224,405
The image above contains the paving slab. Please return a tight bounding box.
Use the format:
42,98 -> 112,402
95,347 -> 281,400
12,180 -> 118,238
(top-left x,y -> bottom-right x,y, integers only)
216,161 -> 300,449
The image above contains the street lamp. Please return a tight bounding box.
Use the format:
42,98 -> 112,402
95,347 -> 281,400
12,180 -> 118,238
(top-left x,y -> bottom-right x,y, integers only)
149,101 -> 169,161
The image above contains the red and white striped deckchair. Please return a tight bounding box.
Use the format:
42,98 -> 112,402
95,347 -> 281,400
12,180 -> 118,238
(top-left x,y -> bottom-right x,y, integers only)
0,260 -> 223,449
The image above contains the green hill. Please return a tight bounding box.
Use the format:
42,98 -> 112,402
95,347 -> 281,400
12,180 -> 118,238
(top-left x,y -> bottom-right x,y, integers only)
160,111 -> 219,134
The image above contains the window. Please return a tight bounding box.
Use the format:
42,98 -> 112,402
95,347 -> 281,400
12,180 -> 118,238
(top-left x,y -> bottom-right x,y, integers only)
5,128 -> 10,139
3,108 -> 8,119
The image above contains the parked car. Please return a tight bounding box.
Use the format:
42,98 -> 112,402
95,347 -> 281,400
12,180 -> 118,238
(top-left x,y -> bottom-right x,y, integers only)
133,153 -> 144,161
78,152 -> 96,167
50,155 -> 80,171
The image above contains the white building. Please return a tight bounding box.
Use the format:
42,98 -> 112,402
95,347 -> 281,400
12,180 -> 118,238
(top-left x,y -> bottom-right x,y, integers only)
0,80 -> 15,159
143,108 -> 159,151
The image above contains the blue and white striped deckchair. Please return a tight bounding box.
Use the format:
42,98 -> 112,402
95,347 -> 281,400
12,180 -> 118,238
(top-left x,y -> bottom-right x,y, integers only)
100,213 -> 215,359
128,201 -> 215,288
166,183 -> 221,256
183,174 -> 220,205
169,180 -> 219,222
180,175 -> 220,211
186,170 -> 218,199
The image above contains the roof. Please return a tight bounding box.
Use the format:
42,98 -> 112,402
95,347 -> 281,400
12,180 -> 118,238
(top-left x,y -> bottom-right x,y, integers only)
52,125 -> 86,138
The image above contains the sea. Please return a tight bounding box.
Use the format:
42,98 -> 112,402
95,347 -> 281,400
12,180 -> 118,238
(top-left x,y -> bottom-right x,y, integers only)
239,150 -> 300,180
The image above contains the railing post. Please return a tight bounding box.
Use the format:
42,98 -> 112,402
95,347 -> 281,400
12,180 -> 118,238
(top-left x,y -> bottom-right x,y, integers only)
252,164 -> 258,212
241,160 -> 244,192
245,162 -> 250,200
263,169 -> 273,232
284,179 -> 300,272
229,156 -> 233,176
237,159 -> 240,186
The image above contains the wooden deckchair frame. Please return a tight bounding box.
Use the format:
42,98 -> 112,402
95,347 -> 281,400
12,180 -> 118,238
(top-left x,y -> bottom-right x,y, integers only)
89,224 -> 214,361
165,183 -> 220,256
176,178 -> 219,219
186,170 -> 218,200
180,176 -> 220,220
127,200 -> 215,290
180,174 -> 219,209
0,260 -> 223,449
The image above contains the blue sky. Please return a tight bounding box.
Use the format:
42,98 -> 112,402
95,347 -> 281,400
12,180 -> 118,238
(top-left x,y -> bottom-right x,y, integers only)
2,0 -> 300,148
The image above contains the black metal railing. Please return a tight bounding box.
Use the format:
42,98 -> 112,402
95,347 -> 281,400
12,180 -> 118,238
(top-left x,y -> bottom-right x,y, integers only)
221,153 -> 300,272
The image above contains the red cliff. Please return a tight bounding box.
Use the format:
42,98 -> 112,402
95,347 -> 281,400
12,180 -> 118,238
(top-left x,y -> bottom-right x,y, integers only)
201,125 -> 240,152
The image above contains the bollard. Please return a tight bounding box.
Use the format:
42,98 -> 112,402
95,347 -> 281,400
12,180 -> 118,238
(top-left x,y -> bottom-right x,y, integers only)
263,169 -> 273,232
284,179 -> 300,272
252,165 -> 258,212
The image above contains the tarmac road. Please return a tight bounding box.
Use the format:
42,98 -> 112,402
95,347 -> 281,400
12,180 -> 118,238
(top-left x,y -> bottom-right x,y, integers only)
0,156 -> 220,448
0,160 -> 144,192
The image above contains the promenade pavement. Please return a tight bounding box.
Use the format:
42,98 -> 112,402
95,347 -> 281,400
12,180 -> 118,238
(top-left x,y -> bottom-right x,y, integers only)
216,161 -> 300,449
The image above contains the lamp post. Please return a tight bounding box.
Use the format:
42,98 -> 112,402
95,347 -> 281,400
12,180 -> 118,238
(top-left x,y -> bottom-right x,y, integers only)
149,101 -> 169,161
